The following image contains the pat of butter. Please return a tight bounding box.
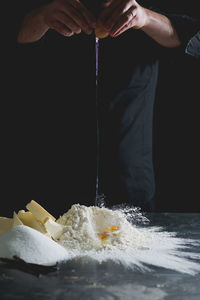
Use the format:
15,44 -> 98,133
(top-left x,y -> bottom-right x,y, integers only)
26,200 -> 55,223
0,217 -> 13,235
18,210 -> 48,236
13,212 -> 23,227
44,217 -> 64,240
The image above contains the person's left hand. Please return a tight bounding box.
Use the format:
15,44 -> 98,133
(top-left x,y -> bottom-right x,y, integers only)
98,0 -> 147,37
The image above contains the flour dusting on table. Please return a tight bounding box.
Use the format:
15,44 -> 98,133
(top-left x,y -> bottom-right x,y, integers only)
56,204 -> 200,275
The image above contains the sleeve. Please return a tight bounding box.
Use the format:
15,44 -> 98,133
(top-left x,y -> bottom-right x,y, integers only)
185,31 -> 200,58
159,13 -> 200,49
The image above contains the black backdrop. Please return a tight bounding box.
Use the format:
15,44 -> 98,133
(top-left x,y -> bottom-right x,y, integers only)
154,54 -> 200,212
1,3 -> 200,215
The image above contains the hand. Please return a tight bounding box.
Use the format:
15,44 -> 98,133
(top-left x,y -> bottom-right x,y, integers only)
98,0 -> 147,37
42,0 -> 96,37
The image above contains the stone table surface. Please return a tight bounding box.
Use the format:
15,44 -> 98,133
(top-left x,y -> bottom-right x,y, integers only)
0,213 -> 200,300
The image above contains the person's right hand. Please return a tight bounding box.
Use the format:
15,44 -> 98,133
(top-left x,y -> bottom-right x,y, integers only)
42,0 -> 96,37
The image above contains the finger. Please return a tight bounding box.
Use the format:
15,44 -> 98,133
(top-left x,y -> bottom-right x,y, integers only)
56,11 -> 81,34
57,3 -> 92,34
103,1 -> 133,31
66,0 -> 96,26
98,0 -> 122,25
112,18 -> 135,37
58,0 -> 94,33
50,20 -> 73,36
110,7 -> 136,36
66,6 -> 92,34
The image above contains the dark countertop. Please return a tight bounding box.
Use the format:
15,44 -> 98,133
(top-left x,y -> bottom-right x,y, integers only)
0,213 -> 200,300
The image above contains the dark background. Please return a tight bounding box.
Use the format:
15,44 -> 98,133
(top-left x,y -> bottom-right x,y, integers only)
154,54 -> 200,212
1,2 -> 200,215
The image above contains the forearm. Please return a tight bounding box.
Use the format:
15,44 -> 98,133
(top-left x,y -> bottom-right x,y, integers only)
17,6 -> 49,44
141,8 -> 181,48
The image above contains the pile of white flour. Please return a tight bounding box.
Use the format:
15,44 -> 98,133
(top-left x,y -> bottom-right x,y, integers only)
0,204 -> 200,275
57,204 -> 145,251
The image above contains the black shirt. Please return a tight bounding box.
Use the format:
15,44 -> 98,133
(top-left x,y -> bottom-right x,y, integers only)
186,31 -> 200,58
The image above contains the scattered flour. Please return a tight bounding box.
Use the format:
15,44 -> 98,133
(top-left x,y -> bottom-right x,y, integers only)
0,225 -> 68,266
56,204 -> 200,275
0,204 -> 200,275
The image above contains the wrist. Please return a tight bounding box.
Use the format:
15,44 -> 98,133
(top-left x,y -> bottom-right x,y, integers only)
131,6 -> 150,31
140,7 -> 151,30
17,6 -> 50,44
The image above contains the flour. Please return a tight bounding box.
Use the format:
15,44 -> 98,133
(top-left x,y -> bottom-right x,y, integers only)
0,204 -> 200,275
56,204 -> 200,275
57,204 -> 147,251
0,225 -> 68,266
